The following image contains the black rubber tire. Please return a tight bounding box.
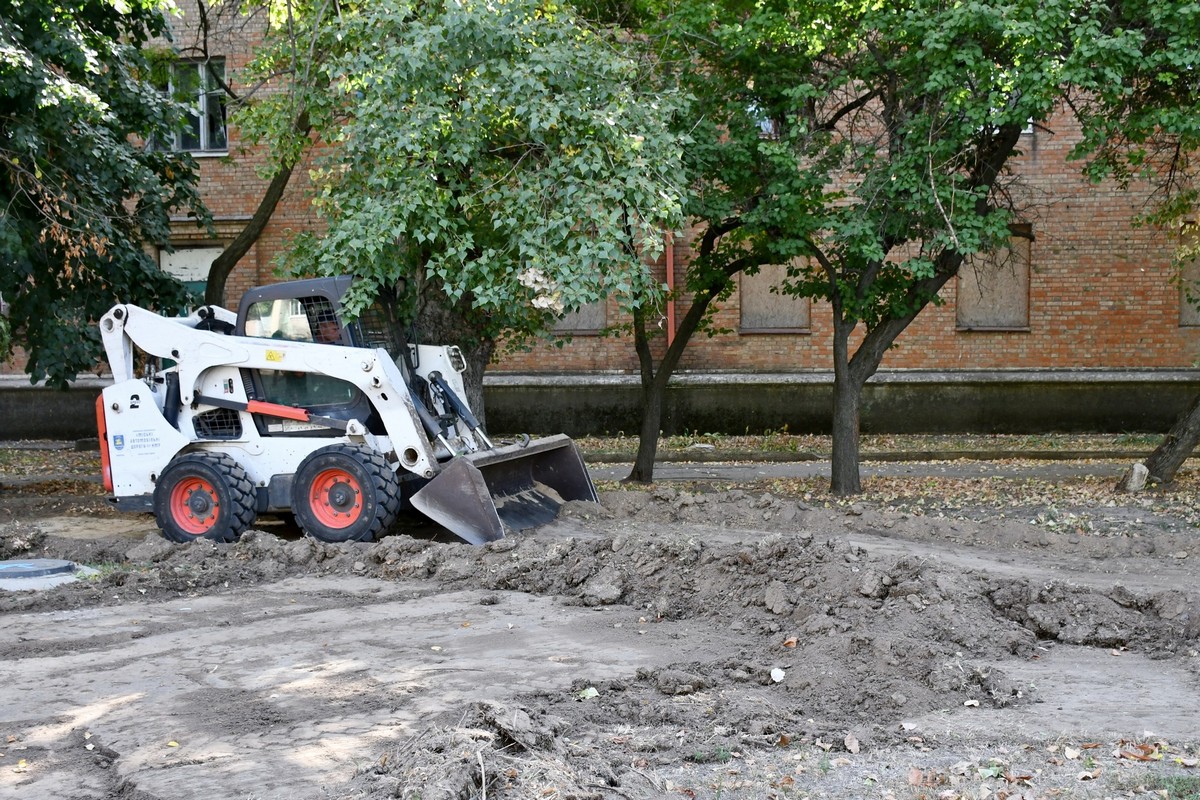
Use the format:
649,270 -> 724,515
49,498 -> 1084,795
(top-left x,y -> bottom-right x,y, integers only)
153,452 -> 257,544
291,444 -> 401,543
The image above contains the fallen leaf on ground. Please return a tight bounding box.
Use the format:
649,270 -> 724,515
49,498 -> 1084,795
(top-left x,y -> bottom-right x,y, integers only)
845,734 -> 860,754
1064,747 -> 1081,760
1078,768 -> 1102,780
166,741 -> 179,748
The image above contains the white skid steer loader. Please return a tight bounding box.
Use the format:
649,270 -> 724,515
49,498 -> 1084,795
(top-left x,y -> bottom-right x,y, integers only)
95,276 -> 597,545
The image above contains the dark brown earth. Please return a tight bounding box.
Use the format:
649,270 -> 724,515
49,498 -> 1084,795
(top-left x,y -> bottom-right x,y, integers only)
1,444 -> 1198,800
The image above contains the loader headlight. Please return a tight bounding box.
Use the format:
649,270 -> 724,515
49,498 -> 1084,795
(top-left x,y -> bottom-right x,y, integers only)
447,346 -> 467,373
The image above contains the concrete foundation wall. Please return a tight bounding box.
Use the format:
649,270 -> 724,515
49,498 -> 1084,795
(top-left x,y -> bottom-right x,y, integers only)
7,370 -> 1194,442
485,370 -> 1200,437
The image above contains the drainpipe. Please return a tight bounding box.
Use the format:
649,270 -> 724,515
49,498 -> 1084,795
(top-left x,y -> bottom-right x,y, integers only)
665,232 -> 675,348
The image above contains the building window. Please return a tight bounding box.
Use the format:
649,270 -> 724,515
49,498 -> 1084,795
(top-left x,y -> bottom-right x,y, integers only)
160,60 -> 228,153
748,102 -> 779,139
554,300 -> 606,334
160,244 -> 222,296
956,223 -> 1032,330
1180,229 -> 1200,326
739,262 -> 810,333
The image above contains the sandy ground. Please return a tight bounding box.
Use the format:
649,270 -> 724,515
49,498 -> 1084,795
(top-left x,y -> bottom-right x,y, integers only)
1,460 -> 1199,800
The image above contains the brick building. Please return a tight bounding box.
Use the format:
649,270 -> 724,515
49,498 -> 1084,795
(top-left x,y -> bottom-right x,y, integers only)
148,5 -> 1200,377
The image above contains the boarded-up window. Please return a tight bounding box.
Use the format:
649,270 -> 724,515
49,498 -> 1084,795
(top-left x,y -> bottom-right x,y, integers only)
956,224 -> 1032,330
160,245 -> 222,296
554,300 -> 606,334
740,263 -> 810,333
1180,232 -> 1200,326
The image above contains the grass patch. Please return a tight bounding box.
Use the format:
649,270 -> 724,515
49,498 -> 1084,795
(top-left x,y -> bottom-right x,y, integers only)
1139,775 -> 1200,799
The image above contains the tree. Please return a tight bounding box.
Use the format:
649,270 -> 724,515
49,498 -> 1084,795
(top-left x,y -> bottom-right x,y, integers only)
0,0 -> 208,387
269,0 -> 685,418
627,0 -> 1200,492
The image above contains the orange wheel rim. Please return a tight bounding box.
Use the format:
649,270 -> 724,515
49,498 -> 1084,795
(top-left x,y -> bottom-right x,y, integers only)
308,467 -> 363,529
169,477 -> 220,535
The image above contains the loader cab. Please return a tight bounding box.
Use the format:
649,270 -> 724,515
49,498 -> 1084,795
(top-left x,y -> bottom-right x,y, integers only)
235,277 -> 400,434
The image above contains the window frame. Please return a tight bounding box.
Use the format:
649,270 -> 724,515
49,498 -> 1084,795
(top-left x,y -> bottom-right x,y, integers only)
160,59 -> 228,155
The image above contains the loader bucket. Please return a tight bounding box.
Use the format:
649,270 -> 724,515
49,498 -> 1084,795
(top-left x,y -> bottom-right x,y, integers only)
410,434 -> 598,545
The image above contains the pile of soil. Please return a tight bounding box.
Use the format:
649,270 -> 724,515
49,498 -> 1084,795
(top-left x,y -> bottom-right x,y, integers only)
1,480 -> 1198,799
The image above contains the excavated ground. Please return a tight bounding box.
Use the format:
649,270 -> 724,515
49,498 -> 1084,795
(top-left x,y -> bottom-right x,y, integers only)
1,450 -> 1199,800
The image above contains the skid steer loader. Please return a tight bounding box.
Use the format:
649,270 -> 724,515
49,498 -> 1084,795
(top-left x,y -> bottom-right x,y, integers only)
95,276 -> 597,546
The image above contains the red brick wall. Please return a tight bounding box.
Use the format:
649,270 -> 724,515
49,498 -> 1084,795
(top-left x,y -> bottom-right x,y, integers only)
495,105 -> 1200,374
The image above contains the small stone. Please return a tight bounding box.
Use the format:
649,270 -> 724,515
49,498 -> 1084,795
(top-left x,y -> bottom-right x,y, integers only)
1118,463 -> 1149,492
858,571 -> 887,599
582,565 -> 624,605
764,581 -> 792,615
125,536 -> 175,563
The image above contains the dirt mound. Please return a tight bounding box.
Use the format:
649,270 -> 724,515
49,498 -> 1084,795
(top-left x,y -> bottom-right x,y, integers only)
6,489 -> 1196,718
3,486 -> 1198,799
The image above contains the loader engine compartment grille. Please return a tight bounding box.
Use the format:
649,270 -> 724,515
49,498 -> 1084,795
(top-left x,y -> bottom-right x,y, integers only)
193,407 -> 242,439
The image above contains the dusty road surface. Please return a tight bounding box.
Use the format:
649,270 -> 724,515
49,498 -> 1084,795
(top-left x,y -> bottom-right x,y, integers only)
1,452 -> 1199,799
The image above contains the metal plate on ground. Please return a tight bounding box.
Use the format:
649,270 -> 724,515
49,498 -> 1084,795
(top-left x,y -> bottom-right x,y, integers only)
0,558 -> 95,591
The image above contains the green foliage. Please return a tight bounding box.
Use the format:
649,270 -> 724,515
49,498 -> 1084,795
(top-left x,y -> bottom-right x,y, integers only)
645,0 -> 1200,335
263,0 -> 686,345
0,0 -> 207,387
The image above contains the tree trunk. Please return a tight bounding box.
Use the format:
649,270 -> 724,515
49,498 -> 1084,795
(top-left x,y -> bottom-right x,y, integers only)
825,266 -> 959,495
628,306 -> 665,481
204,110 -> 311,307
414,284 -> 494,428
625,263 -> 742,483
829,315 -> 863,495
1131,391 -> 1200,487
629,377 -> 666,482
